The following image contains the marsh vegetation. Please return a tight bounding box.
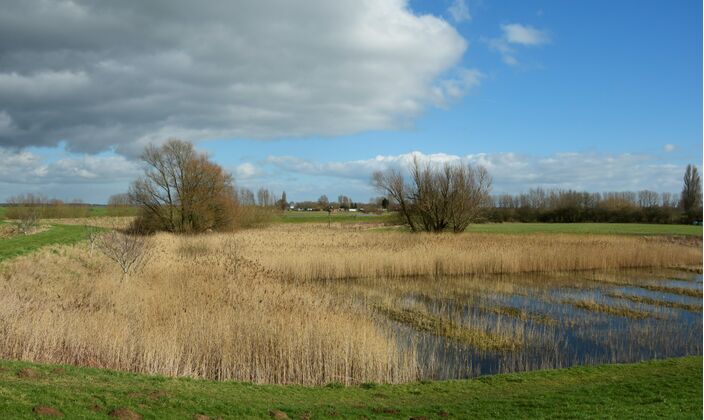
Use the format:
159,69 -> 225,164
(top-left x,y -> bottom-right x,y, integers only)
0,224 -> 700,385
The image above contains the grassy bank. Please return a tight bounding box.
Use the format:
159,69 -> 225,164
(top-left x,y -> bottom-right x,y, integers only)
0,356 -> 700,419
0,224 -> 88,261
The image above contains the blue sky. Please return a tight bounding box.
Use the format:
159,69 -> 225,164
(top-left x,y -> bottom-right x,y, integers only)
0,0 -> 701,203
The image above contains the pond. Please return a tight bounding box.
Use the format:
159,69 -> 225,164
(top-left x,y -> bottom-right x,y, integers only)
336,270 -> 703,380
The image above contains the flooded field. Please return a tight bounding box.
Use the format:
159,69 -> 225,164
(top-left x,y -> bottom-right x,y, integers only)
328,269 -> 703,380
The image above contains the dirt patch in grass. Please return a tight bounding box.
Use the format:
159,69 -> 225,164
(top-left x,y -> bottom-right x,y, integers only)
17,368 -> 42,379
268,409 -> 289,419
109,407 -> 142,419
33,405 -> 63,417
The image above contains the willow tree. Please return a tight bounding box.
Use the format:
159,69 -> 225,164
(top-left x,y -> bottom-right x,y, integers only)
129,139 -> 237,233
373,157 -> 492,233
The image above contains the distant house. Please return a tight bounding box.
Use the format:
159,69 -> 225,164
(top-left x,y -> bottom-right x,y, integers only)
349,208 -> 358,212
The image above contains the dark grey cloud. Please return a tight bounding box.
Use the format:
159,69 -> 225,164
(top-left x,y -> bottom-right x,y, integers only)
0,0 -> 473,155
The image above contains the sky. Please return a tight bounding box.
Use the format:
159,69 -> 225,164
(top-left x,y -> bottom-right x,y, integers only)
0,0 -> 701,203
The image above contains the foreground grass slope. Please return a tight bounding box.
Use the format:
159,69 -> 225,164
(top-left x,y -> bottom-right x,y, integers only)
0,357 -> 700,419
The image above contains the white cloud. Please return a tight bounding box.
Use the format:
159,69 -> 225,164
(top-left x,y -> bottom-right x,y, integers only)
0,148 -> 139,186
486,23 -> 550,66
448,0 -> 471,23
0,0 -> 470,154
263,151 -> 685,195
501,23 -> 550,46
664,144 -> 676,152
0,147 -> 689,203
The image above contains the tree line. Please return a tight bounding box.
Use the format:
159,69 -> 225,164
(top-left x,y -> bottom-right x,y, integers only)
487,166 -> 702,225
3,139 -> 701,235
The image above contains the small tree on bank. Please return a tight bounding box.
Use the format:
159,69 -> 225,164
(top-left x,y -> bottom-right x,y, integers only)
129,139 -> 238,233
96,230 -> 149,277
373,157 -> 492,233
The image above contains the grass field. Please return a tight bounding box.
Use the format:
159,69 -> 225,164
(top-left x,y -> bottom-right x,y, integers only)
0,356 -> 700,419
468,222 -> 702,236
273,211 -> 394,224
0,224 -> 89,261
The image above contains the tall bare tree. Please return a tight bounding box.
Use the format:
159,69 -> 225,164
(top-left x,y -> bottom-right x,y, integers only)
373,157 -> 491,233
681,164 -> 702,221
129,139 -> 237,232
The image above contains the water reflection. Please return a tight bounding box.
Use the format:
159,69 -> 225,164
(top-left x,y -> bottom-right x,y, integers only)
348,270 -> 702,380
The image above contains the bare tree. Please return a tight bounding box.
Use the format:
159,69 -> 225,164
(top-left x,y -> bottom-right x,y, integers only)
373,157 -> 492,233
337,195 -> 351,211
256,188 -> 274,207
6,193 -> 44,235
637,190 -> 660,208
238,188 -> 256,206
96,230 -> 149,276
318,194 -> 330,209
84,225 -> 101,257
129,139 -> 238,233
107,193 -> 133,216
373,168 -> 417,231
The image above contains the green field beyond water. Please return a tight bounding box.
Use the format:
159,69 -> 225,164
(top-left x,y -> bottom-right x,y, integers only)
467,222 -> 703,236
0,357 -> 700,419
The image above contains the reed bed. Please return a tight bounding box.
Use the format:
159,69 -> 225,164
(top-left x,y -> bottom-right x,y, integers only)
0,224 -> 700,384
0,233 -> 417,385
238,225 -> 702,281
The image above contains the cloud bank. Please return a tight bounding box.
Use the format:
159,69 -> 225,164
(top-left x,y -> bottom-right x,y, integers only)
0,0 -> 473,155
1,149 -> 686,203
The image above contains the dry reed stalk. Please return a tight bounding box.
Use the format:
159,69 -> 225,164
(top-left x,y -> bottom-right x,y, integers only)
0,232 -> 417,385
236,225 -> 702,282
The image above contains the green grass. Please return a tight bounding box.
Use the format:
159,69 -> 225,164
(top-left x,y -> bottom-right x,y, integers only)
0,224 -> 89,261
0,357 -> 700,419
466,222 -> 702,236
0,205 -> 138,219
274,211 -> 395,224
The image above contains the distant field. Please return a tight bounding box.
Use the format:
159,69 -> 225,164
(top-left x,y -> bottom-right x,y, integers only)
0,224 -> 89,261
466,222 -> 702,236
274,211 -> 394,224
0,206 -> 138,219
0,356 -> 700,419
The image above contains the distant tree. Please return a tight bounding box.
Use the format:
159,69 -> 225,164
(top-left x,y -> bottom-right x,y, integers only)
681,164 -> 702,222
381,197 -> 389,210
278,191 -> 288,211
637,190 -> 659,208
238,188 -> 256,206
129,139 -> 237,233
337,195 -> 350,210
6,193 -> 43,234
318,195 -> 330,209
107,193 -> 133,216
257,188 -> 270,207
